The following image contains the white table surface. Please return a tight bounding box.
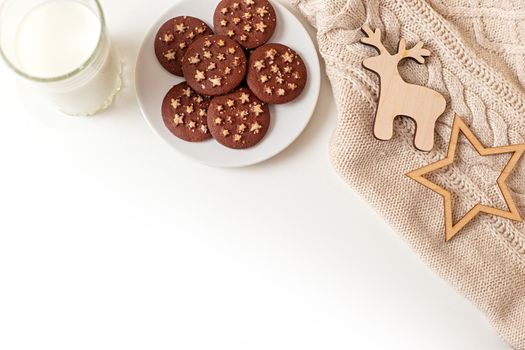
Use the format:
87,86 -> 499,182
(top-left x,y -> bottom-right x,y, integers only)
0,0 -> 511,349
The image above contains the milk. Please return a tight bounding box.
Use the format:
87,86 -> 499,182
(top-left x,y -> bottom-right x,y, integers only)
16,1 -> 101,78
9,0 -> 121,115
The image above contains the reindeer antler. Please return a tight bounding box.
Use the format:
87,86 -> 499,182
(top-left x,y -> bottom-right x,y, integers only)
360,24 -> 388,54
397,38 -> 431,63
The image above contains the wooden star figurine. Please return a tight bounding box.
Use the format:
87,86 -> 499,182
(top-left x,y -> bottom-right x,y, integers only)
407,115 -> 525,242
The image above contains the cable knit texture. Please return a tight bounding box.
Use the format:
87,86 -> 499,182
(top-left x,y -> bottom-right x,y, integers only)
290,0 -> 525,347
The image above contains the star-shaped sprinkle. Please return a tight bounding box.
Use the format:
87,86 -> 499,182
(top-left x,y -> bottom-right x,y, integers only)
239,93 -> 250,104
195,70 -> 206,82
179,42 -> 187,49
171,98 -> 180,109
265,48 -> 277,60
187,31 -> 195,39
203,51 -> 212,59
234,134 -> 242,142
200,125 -> 208,133
226,99 -> 235,107
271,65 -> 279,73
222,129 -> 230,137
199,109 -> 207,116
221,7 -> 228,14
218,39 -> 225,47
260,75 -> 269,83
238,124 -> 247,133
217,53 -> 226,61
207,62 -> 216,70
282,51 -> 294,63
204,40 -> 212,47
265,87 -> 272,95
227,30 -> 235,37
257,7 -> 269,16
176,23 -> 187,33
276,76 -> 284,84
243,12 -> 252,19
240,34 -> 247,41
164,50 -> 176,60
220,19 -> 228,26
228,47 -> 236,54
187,120 -> 196,129
288,83 -> 297,90
255,22 -> 267,32
196,26 -> 206,34
284,66 -> 292,73
183,88 -> 192,97
277,88 -> 285,96
224,67 -> 232,75
233,17 -> 241,24
253,60 -> 265,71
407,116 -> 525,241
244,0 -> 254,5
194,95 -> 204,103
232,2 -> 240,9
214,118 -> 222,125
188,55 -> 200,64
216,105 -> 224,112
163,33 -> 174,42
173,113 -> 184,125
250,122 -> 262,133
186,105 -> 194,113
252,104 -> 263,116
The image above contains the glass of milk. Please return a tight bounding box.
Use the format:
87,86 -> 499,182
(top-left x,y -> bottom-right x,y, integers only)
0,0 -> 121,116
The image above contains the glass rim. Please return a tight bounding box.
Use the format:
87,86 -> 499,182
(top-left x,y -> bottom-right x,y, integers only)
0,0 -> 106,83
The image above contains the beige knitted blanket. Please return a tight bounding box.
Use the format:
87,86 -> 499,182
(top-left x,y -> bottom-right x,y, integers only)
290,0 -> 525,347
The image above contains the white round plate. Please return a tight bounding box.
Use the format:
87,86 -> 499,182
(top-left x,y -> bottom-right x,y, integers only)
136,0 -> 320,167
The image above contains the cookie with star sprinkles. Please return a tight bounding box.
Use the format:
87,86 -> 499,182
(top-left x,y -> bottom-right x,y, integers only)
207,88 -> 270,149
155,16 -> 213,76
162,82 -> 212,142
247,43 -> 307,104
182,35 -> 247,96
213,0 -> 276,49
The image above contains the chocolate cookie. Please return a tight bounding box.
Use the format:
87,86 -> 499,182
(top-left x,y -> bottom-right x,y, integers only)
213,0 -> 276,49
207,88 -> 270,149
247,43 -> 307,104
162,82 -> 212,142
182,35 -> 247,96
155,16 -> 213,76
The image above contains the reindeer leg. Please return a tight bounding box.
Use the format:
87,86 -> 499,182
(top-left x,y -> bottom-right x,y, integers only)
373,105 -> 394,141
414,120 -> 436,152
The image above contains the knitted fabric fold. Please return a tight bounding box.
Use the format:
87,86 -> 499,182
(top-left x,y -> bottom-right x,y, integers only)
290,0 -> 525,347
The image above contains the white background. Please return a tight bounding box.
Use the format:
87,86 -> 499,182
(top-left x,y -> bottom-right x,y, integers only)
0,0 -> 511,349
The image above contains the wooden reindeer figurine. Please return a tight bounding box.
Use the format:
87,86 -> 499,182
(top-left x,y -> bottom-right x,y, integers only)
360,25 -> 446,152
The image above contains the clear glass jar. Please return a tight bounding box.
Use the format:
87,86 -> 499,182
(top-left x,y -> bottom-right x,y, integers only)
0,0 -> 122,116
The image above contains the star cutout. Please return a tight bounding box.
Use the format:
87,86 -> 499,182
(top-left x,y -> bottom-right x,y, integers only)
407,116 -> 525,241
